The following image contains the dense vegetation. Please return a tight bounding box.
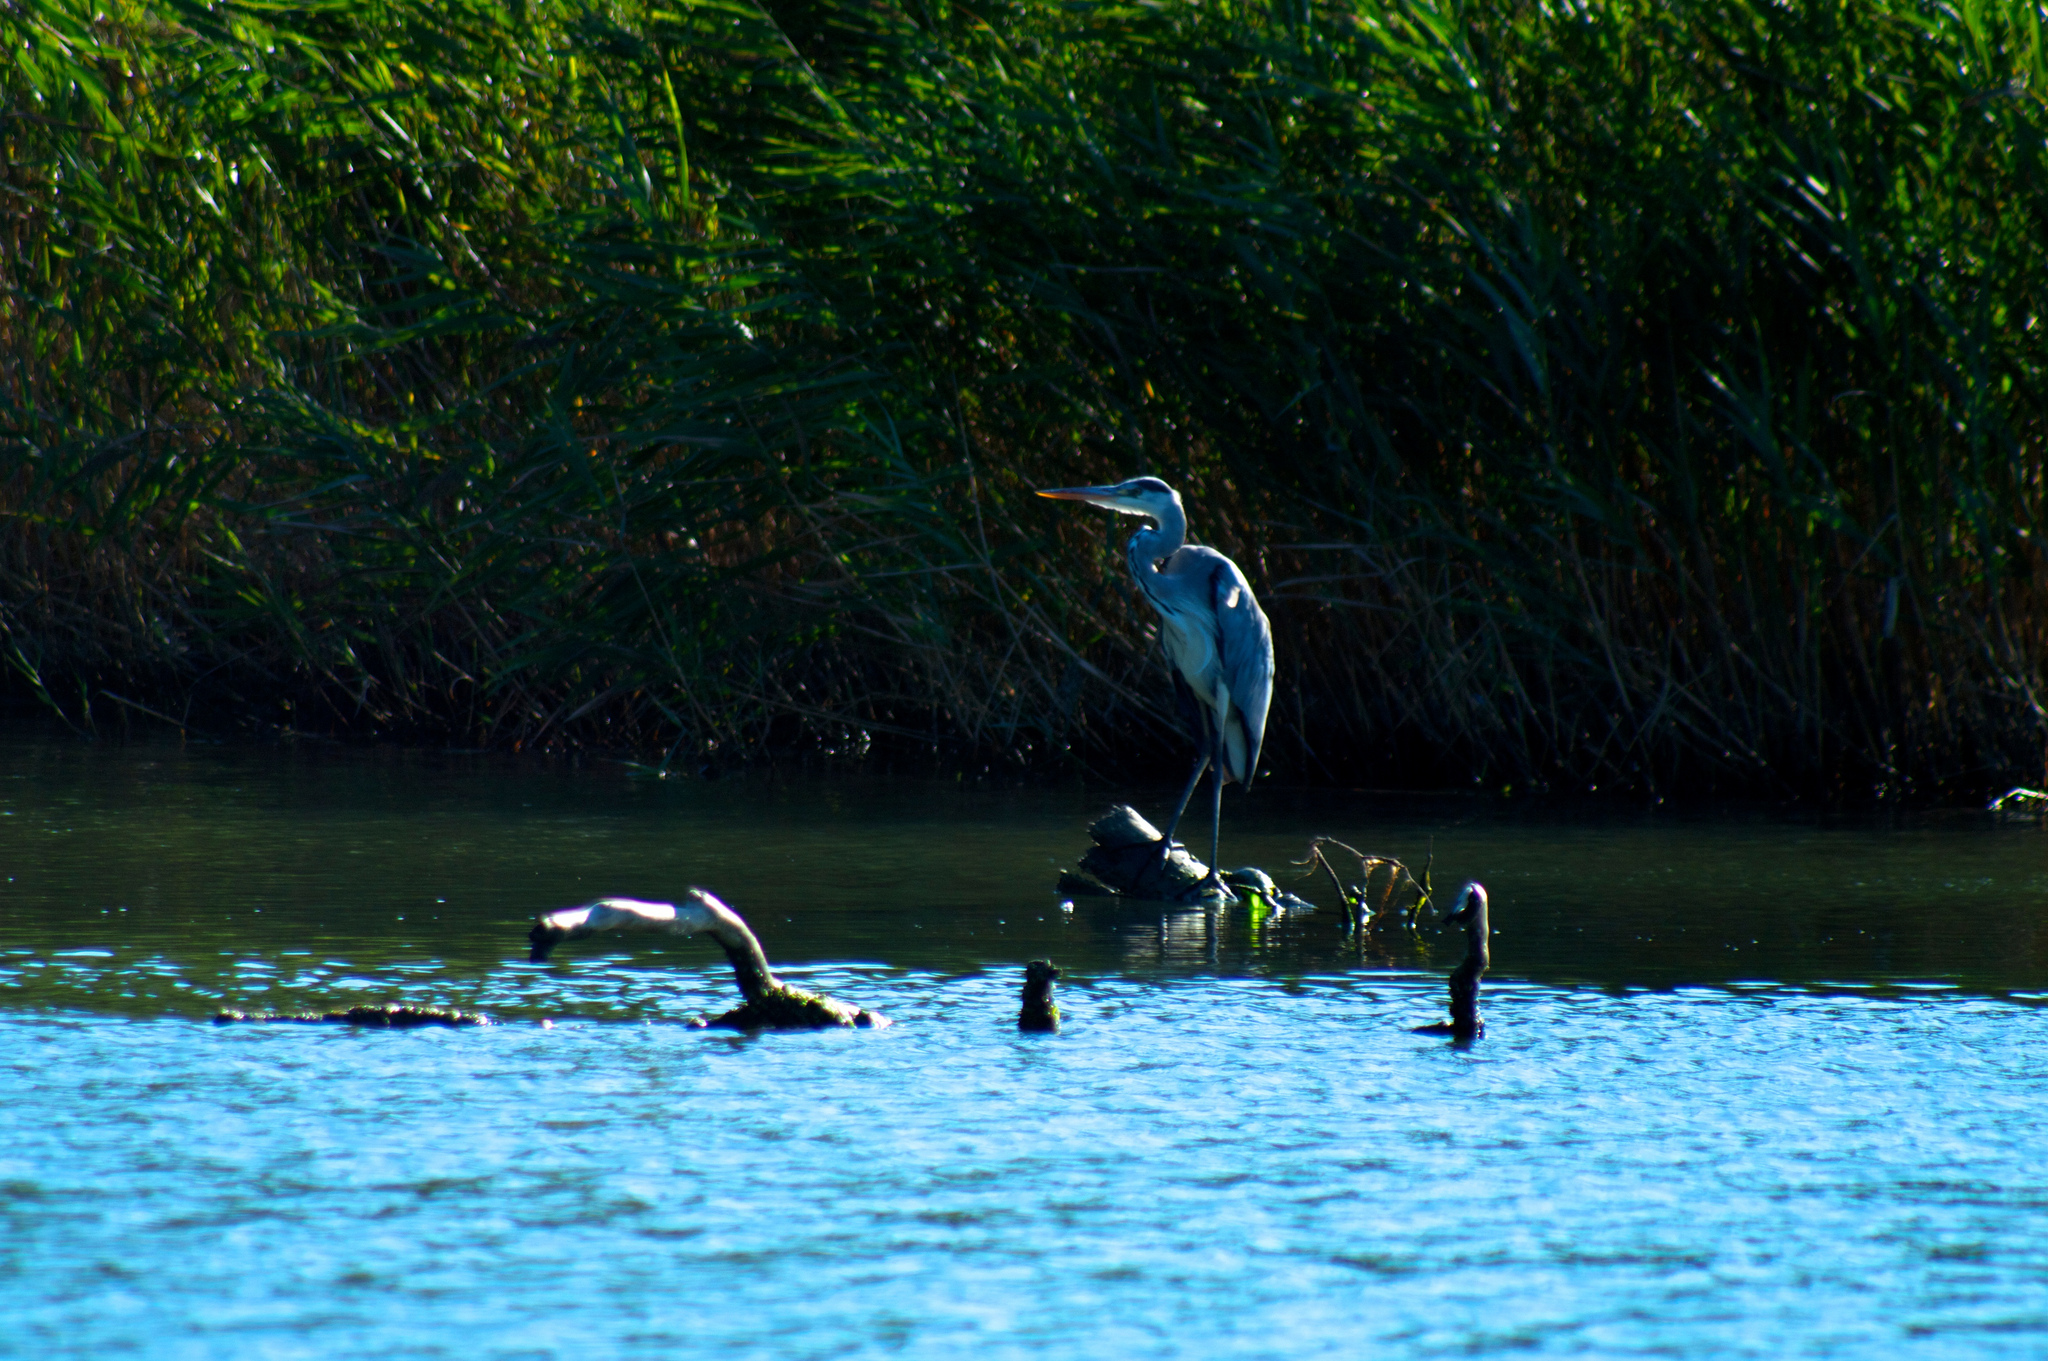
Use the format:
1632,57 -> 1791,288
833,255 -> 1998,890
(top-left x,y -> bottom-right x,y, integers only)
4,0 -> 2046,800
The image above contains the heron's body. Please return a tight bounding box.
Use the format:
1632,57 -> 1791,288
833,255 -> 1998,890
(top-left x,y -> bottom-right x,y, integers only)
1039,477 -> 1274,895
1141,545 -> 1268,787
528,891 -> 888,1030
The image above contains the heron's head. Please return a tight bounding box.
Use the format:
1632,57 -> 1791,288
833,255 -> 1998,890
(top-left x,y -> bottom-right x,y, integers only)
1443,881 -> 1488,927
1036,476 -> 1181,522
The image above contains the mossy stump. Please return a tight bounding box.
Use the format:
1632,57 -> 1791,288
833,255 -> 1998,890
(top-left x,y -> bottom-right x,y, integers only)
696,984 -> 889,1031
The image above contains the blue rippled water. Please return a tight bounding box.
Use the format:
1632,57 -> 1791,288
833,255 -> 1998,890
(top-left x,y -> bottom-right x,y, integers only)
4,736 -> 2048,1357
7,977 -> 2048,1358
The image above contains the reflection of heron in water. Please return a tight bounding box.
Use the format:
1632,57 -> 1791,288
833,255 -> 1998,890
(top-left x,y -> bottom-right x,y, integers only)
1116,907 -> 1224,969
1037,477 -> 1274,899
1413,882 -> 1488,1041
528,890 -> 889,1030
1109,888 -> 1315,970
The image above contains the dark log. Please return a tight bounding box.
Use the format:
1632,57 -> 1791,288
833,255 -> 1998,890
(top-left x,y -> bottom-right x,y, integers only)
1070,805 -> 1223,903
1060,806 -> 1316,911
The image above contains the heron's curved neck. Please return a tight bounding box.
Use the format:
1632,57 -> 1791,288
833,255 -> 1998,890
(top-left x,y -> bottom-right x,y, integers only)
1126,502 -> 1187,587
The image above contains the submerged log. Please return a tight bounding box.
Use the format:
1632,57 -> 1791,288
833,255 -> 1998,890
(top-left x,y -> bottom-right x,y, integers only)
1062,806 -> 1315,910
214,894 -> 884,1035
213,1004 -> 491,1028
1019,960 -> 1062,1032
528,890 -> 890,1031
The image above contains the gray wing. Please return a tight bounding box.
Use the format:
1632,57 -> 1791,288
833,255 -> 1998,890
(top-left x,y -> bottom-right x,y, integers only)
1208,554 -> 1274,786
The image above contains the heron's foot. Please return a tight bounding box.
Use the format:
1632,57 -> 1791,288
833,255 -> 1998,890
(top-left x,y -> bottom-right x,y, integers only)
1176,872 -> 1237,906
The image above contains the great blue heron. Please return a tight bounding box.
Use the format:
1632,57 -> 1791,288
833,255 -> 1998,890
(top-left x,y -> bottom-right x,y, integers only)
1037,476 -> 1274,899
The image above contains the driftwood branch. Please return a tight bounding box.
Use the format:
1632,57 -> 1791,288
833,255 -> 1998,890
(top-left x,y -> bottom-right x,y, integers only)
1295,837 -> 1432,933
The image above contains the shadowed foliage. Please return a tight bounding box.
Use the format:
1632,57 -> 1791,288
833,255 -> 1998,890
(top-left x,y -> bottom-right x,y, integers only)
4,0 -> 2045,799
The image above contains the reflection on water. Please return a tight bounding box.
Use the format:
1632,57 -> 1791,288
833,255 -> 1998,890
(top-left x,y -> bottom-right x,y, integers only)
6,734 -> 2048,1357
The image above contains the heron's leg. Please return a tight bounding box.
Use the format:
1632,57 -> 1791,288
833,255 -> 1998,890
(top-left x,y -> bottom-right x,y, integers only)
1203,723 -> 1227,891
1158,747 -> 1211,850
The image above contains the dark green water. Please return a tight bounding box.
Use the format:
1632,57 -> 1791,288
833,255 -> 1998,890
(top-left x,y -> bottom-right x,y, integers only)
5,734 -> 2048,1357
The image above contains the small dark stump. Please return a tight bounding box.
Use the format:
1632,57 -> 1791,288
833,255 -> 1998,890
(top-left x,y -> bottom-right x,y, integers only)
1019,960 -> 1062,1032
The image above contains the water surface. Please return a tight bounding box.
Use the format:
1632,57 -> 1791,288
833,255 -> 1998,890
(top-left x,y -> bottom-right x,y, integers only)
4,735 -> 2047,1357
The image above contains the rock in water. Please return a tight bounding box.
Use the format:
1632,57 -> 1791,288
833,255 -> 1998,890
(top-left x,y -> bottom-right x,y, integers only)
1220,866 -> 1316,912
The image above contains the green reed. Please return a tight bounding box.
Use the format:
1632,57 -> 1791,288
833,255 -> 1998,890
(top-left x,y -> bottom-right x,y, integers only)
3,0 -> 2045,798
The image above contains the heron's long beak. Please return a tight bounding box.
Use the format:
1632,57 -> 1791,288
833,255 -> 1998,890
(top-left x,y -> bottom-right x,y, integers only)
1037,486 -> 1147,514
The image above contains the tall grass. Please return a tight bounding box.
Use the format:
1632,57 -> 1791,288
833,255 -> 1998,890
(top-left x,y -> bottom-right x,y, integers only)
3,0 -> 2045,799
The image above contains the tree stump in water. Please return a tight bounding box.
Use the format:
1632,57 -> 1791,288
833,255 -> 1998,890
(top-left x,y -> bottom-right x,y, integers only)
1059,805 -> 1226,904
1018,960 -> 1062,1032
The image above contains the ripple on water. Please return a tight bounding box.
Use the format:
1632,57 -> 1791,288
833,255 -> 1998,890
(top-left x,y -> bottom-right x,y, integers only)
4,976 -> 2048,1358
